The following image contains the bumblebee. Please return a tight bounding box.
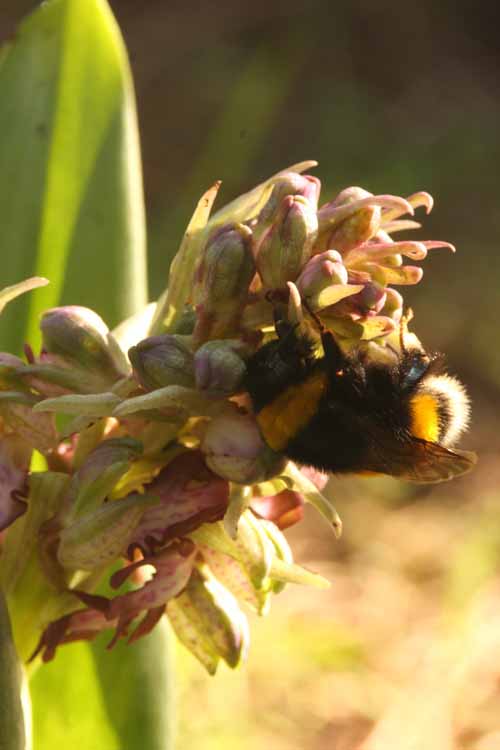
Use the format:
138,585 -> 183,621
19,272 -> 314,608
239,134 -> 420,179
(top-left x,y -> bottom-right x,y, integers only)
244,310 -> 476,482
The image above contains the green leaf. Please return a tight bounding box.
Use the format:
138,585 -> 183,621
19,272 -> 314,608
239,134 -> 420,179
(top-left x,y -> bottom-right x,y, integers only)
0,2 -> 172,747
0,276 -> 49,317
0,0 -> 147,353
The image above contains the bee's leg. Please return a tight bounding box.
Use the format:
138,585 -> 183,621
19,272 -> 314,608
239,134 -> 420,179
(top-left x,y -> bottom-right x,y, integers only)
319,329 -> 344,371
301,298 -> 344,371
271,305 -> 318,367
272,305 -> 297,341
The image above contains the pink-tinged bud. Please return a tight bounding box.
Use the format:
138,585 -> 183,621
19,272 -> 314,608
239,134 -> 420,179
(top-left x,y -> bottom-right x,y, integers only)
254,173 -> 320,234
328,186 -> 372,207
167,565 -> 249,673
296,250 -> 347,296
193,224 -> 255,344
201,413 -> 286,484
194,339 -> 249,397
40,306 -> 126,386
294,252 -> 363,312
128,334 -> 194,391
255,195 -> 318,290
347,283 -> 387,316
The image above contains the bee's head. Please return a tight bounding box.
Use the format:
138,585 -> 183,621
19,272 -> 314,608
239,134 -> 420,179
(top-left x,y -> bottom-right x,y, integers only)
400,350 -> 471,447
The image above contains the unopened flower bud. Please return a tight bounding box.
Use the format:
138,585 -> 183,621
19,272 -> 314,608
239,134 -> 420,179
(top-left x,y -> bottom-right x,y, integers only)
348,283 -> 387,315
254,174 -> 320,237
296,250 -> 347,297
193,224 -> 255,344
41,306 -> 126,386
128,334 -> 194,391
255,195 -> 318,290
201,413 -> 286,484
194,339 -> 249,396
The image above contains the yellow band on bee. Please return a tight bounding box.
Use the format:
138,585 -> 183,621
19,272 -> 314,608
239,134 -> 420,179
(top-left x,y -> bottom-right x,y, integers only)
410,393 -> 439,442
257,371 -> 328,452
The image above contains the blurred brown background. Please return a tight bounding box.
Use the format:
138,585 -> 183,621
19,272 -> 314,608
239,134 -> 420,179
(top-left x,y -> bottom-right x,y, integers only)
2,2 -> 500,748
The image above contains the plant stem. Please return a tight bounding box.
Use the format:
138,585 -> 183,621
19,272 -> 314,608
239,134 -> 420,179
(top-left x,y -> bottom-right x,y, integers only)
0,590 -> 30,750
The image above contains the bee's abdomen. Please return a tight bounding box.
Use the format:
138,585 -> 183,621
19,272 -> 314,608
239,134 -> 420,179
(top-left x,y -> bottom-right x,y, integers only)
255,371 -> 328,453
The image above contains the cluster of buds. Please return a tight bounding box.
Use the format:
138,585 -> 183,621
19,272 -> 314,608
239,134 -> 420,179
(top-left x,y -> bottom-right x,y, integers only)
0,162 -> 455,671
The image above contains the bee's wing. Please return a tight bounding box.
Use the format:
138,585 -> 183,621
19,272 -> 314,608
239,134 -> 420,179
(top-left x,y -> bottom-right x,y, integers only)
368,439 -> 477,484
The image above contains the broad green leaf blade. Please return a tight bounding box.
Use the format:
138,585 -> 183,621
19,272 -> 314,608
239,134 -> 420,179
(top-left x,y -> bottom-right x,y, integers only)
0,0 -> 147,353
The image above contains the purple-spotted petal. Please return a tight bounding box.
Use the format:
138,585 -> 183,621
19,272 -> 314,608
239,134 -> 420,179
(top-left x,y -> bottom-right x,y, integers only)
130,451 -> 229,556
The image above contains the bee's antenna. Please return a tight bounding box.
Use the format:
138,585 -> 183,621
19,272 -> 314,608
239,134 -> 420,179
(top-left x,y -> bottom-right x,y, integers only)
302,298 -> 343,369
301,298 -> 326,334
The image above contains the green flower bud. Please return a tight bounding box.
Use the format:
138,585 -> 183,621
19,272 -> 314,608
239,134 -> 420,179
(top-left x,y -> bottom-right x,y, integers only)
201,413 -> 286,484
253,174 -> 320,242
194,339 -> 249,396
296,250 -> 347,297
193,224 -> 255,345
128,334 -> 195,391
41,306 -> 126,386
255,195 -> 318,290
